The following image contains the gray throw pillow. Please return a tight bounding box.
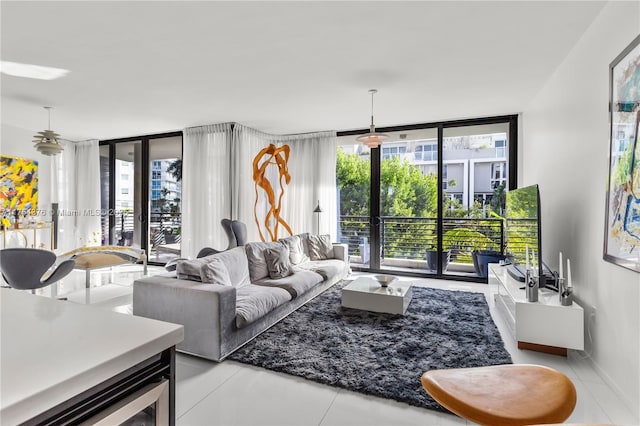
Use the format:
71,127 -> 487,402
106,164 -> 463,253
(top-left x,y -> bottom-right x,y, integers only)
264,245 -> 293,279
307,234 -> 333,260
200,257 -> 232,286
245,241 -> 282,281
279,235 -> 309,265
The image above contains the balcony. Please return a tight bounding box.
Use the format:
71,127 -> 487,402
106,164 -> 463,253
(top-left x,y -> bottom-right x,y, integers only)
101,212 -> 182,263
101,212 -> 533,276
338,215 -> 506,276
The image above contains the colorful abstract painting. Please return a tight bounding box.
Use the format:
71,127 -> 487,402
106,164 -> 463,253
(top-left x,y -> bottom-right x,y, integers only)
0,155 -> 39,214
252,143 -> 293,242
605,35 -> 640,272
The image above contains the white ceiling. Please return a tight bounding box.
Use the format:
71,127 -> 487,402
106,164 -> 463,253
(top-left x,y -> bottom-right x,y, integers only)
1,1 -> 605,141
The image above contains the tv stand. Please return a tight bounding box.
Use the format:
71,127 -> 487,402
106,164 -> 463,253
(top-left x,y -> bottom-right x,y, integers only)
489,263 -> 584,356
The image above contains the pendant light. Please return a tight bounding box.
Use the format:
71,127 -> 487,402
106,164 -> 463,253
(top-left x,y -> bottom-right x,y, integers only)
356,89 -> 388,149
33,106 -> 64,156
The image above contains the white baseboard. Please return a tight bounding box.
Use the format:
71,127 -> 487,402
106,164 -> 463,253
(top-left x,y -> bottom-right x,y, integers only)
579,351 -> 640,421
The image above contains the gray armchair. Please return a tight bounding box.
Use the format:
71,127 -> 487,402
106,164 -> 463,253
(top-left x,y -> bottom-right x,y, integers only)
0,248 -> 75,293
195,219 -> 247,258
166,219 -> 248,271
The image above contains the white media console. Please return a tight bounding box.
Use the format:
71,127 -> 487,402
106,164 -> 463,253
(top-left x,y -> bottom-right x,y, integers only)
489,263 -> 584,356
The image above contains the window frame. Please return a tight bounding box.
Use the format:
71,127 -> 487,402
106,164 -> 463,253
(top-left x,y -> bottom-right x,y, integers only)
337,114 -> 518,281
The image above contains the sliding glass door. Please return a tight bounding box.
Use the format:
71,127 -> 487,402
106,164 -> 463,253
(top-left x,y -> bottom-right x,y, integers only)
378,128 -> 439,273
148,136 -> 182,263
98,140 -> 144,247
337,115 -> 517,280
441,123 -> 510,278
99,132 -> 183,265
336,141 -> 372,268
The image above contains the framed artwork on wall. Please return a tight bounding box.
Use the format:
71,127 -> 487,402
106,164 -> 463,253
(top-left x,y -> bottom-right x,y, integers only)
604,34 -> 640,272
0,155 -> 39,214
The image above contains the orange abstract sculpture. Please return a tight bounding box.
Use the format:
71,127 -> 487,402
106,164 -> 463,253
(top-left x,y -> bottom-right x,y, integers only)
252,143 -> 293,242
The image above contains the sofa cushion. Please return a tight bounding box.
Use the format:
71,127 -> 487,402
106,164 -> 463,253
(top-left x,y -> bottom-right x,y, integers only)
176,258 -> 206,281
211,247 -> 251,287
176,247 -> 249,286
200,257 -> 232,286
307,234 -> 333,260
296,259 -> 346,281
253,269 -> 323,298
279,235 -> 309,265
264,245 -> 293,279
298,232 -> 311,258
235,284 -> 292,328
245,241 -> 282,281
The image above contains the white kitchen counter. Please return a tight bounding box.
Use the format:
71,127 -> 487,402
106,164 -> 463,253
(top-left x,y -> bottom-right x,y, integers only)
0,288 -> 183,425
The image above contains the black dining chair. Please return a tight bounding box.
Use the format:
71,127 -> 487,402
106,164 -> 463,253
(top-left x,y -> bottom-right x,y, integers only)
0,248 -> 75,294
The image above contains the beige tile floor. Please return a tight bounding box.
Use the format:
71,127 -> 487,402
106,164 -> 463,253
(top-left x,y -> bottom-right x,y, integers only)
35,266 -> 640,425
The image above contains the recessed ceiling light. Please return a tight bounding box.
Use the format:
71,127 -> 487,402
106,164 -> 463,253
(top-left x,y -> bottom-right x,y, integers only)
0,61 -> 69,80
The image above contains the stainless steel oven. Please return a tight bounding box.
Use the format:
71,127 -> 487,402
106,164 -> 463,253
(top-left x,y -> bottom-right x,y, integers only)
81,379 -> 168,425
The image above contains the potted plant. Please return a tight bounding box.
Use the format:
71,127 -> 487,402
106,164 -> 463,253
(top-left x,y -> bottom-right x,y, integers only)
425,245 -> 451,272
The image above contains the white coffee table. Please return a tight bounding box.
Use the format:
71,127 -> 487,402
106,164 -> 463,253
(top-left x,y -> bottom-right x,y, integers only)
341,276 -> 413,315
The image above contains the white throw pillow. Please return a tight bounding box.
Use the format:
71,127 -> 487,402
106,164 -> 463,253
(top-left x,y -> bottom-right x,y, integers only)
298,232 -> 311,258
176,258 -> 206,281
279,235 -> 309,265
208,247 -> 250,287
307,234 -> 333,260
200,257 -> 232,286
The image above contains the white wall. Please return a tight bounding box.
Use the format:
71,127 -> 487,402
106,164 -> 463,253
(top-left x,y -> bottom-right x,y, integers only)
1,123 -> 52,218
523,1 -> 640,418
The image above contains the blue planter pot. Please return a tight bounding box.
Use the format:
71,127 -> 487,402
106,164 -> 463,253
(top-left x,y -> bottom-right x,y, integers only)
425,250 -> 451,272
473,250 -> 506,278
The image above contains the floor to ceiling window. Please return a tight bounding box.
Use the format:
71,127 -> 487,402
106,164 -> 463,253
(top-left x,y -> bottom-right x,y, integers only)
336,141 -> 372,268
441,122 -> 511,278
336,115 -> 517,281
99,132 -> 183,265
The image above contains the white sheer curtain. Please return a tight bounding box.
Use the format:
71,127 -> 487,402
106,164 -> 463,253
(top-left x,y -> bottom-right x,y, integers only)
52,139 -> 101,253
232,125 -> 337,242
284,132 -> 337,240
181,123 -> 233,258
231,125 -> 274,242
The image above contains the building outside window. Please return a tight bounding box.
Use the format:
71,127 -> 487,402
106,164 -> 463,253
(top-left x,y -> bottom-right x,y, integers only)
491,162 -> 507,189
442,164 -> 449,190
415,143 -> 437,161
149,160 -> 181,216
381,145 -> 406,160
495,140 -> 506,158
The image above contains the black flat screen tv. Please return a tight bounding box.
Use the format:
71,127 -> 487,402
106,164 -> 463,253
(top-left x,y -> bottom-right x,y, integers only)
505,184 -> 555,288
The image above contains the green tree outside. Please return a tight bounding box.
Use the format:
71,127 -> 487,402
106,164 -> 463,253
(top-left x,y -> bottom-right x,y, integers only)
336,149 -> 505,262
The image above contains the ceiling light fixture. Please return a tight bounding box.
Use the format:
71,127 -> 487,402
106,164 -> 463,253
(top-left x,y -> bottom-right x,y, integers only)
356,89 -> 388,149
33,106 -> 64,156
0,61 -> 69,80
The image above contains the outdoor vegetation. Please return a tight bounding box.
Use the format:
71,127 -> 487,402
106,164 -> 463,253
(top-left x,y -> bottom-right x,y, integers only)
336,149 -> 506,264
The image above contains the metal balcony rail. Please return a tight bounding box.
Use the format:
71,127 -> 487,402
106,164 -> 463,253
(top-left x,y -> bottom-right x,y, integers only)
99,212 -> 182,247
338,215 -> 524,265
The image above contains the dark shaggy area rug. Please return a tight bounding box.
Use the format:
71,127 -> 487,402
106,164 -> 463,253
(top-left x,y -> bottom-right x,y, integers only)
228,281 -> 512,413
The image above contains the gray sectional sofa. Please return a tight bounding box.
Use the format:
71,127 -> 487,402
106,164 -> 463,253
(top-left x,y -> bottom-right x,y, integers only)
133,234 -> 349,361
